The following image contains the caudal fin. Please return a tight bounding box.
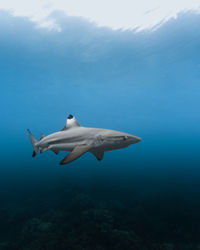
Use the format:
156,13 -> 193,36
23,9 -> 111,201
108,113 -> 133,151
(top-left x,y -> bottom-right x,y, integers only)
27,129 -> 39,157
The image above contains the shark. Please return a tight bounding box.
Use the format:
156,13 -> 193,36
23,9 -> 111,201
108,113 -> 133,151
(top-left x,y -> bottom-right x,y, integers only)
27,114 -> 141,165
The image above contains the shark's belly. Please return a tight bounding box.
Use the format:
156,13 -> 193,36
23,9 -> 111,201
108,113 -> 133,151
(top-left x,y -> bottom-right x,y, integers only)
97,144 -> 129,151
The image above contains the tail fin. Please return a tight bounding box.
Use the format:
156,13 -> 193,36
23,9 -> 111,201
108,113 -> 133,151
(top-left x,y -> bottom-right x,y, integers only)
27,129 -> 39,157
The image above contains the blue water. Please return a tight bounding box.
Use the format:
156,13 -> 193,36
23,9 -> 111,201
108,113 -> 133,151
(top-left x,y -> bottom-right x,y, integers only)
1,10 -> 200,249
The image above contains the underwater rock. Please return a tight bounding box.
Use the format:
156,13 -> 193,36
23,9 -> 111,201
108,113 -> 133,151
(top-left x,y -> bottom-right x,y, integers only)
21,217 -> 53,241
0,242 -> 9,250
108,229 -> 141,249
0,241 -> 17,250
81,208 -> 114,224
37,221 -> 52,232
152,243 -> 175,250
161,243 -> 175,250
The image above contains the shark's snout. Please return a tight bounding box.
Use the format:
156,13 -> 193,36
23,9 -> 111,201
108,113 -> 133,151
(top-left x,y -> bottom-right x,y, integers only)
129,135 -> 142,144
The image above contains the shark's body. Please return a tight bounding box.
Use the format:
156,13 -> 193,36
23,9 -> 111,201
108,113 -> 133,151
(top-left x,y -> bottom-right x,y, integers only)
28,115 -> 141,165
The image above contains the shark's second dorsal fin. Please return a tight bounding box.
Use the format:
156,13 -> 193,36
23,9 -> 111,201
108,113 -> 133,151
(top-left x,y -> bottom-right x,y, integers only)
61,114 -> 80,131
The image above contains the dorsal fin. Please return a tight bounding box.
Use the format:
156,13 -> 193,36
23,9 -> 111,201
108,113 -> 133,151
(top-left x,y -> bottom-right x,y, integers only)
61,114 -> 80,131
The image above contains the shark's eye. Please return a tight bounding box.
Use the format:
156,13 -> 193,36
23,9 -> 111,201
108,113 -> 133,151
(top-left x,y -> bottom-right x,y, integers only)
68,114 -> 73,119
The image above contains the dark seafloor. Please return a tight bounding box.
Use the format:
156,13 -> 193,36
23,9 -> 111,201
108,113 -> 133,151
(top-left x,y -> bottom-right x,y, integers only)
0,162 -> 200,250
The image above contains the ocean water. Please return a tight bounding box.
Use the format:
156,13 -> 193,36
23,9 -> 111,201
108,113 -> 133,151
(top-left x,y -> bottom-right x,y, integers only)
1,10 -> 200,250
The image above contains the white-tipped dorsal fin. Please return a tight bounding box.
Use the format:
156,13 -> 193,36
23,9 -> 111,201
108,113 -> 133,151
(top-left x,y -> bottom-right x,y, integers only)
60,144 -> 91,165
61,114 -> 80,131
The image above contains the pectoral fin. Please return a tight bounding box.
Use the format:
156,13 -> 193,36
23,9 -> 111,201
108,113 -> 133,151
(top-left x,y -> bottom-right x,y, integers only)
60,145 -> 91,165
90,150 -> 104,161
